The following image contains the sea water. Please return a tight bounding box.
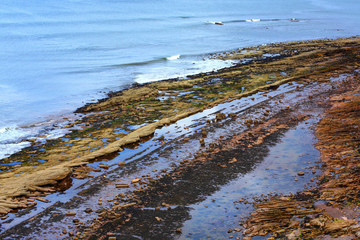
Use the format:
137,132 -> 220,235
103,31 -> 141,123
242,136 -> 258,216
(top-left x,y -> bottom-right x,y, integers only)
0,0 -> 359,159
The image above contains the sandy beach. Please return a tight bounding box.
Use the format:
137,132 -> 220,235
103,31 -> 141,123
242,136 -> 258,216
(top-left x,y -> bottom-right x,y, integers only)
1,37 -> 360,239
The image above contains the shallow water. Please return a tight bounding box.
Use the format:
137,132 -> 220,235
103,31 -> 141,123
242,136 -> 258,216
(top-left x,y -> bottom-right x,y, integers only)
178,121 -> 320,239
1,0 -> 360,158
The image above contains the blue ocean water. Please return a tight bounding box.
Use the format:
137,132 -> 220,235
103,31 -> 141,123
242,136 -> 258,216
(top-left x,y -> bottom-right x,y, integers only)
0,0 -> 359,159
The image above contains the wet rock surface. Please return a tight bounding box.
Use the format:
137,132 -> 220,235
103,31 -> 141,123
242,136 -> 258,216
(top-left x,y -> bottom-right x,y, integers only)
0,38 -> 360,239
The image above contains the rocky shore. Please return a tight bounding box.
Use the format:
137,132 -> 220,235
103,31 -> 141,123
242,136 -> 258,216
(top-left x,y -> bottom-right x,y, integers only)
0,37 -> 360,239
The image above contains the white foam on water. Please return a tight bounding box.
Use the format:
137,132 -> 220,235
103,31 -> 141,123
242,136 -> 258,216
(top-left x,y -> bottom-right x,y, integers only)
0,126 -> 35,160
0,141 -> 31,160
0,114 -> 84,160
135,58 -> 239,84
246,19 -> 261,22
166,55 -> 181,60
0,126 -> 33,144
207,21 -> 224,25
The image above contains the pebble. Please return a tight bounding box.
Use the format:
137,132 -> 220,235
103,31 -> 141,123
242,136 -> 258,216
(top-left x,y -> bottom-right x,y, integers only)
65,212 -> 76,216
85,208 -> 93,213
115,183 -> 130,188
216,113 -> 226,120
131,178 -> 141,184
99,163 -> 109,169
298,171 -> 305,176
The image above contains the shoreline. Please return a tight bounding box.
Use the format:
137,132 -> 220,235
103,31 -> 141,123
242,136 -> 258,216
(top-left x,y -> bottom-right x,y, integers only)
0,36 -> 360,239
0,36 -> 357,162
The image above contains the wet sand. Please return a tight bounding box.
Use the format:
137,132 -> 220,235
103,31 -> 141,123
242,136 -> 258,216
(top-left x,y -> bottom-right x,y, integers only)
0,37 -> 360,239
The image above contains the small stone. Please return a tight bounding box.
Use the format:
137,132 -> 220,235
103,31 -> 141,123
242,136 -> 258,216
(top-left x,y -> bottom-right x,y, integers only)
65,212 -> 76,216
68,231 -> 74,236
118,162 -> 125,166
131,178 -> 141,184
355,231 -> 360,238
155,217 -> 162,221
228,228 -> 233,233
116,183 -> 130,188
228,113 -> 237,119
201,130 -> 207,138
176,228 -> 182,233
62,228 -> 67,234
108,237 -> 116,240
200,138 -> 205,146
216,113 -> 226,120
229,158 -> 237,164
99,163 -> 109,169
298,171 -> 305,176
85,208 -> 93,213
287,229 -> 301,239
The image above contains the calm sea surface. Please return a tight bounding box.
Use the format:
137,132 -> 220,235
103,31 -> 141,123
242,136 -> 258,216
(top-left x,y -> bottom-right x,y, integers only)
1,0 -> 359,159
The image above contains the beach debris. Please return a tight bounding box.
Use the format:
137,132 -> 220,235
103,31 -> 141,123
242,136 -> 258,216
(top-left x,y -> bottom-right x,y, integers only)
131,178 -> 141,184
65,212 -> 77,216
116,183 -> 130,188
298,171 -> 305,176
229,158 -> 237,164
30,197 -> 50,203
98,163 -> 109,169
112,202 -> 136,210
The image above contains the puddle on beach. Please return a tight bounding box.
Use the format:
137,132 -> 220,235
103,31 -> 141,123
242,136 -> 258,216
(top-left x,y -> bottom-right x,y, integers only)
177,121 -> 320,240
